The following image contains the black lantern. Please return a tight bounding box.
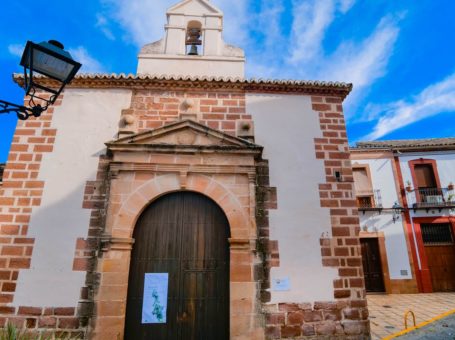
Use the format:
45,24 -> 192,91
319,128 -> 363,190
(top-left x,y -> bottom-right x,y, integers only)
0,40 -> 81,120
392,202 -> 404,223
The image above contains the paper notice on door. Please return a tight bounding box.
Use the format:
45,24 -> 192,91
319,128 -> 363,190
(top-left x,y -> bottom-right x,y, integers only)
142,273 -> 169,324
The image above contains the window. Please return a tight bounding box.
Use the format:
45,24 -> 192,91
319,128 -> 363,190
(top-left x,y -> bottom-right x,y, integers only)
357,196 -> 373,208
421,223 -> 454,245
353,167 -> 373,195
353,166 -> 375,208
414,164 -> 437,189
0,164 -> 4,184
409,160 -> 444,206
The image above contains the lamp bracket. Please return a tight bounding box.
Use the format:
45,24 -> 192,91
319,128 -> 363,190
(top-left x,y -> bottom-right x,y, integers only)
0,99 -> 44,120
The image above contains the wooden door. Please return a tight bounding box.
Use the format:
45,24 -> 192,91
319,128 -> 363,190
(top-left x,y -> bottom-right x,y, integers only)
125,192 -> 230,340
421,223 -> 455,292
360,238 -> 385,293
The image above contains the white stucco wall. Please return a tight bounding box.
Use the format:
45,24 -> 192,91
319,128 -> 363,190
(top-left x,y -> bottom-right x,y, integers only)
247,94 -> 337,303
354,158 -> 412,280
399,152 -> 455,218
137,56 -> 245,78
13,88 -> 132,307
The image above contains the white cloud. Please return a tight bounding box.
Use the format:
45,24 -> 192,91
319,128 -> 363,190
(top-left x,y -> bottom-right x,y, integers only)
362,72 -> 455,140
289,0 -> 336,63
101,0 -> 250,48
214,0 -> 250,46
338,0 -> 356,13
323,16 -> 399,88
96,14 -> 116,40
8,44 -> 24,58
68,47 -> 106,73
101,0 -> 174,46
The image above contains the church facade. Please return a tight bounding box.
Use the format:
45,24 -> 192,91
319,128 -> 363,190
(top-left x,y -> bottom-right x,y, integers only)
0,1 -> 369,339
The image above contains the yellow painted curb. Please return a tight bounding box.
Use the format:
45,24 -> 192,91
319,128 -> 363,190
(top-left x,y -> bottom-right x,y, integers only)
382,309 -> 455,339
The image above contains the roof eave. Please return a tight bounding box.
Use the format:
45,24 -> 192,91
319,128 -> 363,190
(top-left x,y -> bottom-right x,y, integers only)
13,73 -> 353,100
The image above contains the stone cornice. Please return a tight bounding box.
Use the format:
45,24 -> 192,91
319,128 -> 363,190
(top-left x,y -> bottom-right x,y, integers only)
13,73 -> 353,99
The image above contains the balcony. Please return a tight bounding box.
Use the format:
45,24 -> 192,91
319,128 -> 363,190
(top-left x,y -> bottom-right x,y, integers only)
357,189 -> 383,213
408,187 -> 455,211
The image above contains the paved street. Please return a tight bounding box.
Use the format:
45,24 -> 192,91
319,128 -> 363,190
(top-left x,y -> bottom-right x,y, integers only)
397,313 -> 455,339
367,293 -> 455,339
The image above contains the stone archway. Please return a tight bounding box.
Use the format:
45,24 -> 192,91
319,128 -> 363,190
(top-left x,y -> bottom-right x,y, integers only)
110,173 -> 251,240
92,173 -> 261,339
89,120 -> 265,339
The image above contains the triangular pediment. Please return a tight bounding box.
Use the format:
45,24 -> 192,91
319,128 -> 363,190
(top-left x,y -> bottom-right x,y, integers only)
167,0 -> 222,16
107,120 -> 260,151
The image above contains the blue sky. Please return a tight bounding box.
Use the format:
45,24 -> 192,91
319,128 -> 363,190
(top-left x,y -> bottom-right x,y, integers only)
1,0 -> 454,162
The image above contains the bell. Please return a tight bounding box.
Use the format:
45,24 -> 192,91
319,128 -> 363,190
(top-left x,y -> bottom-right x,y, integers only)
188,44 -> 198,56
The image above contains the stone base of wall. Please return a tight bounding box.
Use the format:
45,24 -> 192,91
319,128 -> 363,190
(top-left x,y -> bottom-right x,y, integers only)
265,301 -> 369,339
0,306 -> 85,338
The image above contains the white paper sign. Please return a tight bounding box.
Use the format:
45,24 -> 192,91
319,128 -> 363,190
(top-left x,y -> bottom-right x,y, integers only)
142,273 -> 169,324
272,277 -> 291,291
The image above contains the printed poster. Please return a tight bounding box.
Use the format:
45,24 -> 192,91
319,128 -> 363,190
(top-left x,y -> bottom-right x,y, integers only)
142,273 -> 169,324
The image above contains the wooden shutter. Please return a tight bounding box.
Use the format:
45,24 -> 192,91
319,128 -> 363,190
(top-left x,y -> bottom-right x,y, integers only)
353,168 -> 372,195
414,164 -> 437,188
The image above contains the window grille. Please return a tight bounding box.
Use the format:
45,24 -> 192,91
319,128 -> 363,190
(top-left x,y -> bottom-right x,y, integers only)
421,223 -> 454,245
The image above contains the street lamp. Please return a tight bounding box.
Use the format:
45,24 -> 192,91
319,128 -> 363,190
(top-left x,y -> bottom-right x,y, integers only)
0,40 -> 81,120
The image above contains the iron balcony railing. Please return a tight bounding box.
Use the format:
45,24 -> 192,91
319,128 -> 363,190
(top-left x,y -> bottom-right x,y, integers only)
409,187 -> 455,209
357,189 -> 383,210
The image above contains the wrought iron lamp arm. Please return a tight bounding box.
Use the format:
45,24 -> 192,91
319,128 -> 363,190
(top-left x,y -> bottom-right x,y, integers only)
0,99 -> 44,120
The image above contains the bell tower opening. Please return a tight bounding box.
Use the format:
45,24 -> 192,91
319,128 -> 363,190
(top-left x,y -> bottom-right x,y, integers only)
186,21 -> 203,56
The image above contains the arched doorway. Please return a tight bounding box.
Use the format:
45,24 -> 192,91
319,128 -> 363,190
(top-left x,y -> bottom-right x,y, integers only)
124,191 -> 230,340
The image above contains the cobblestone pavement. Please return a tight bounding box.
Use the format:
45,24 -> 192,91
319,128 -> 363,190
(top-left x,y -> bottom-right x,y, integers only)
397,313 -> 455,339
367,293 -> 455,339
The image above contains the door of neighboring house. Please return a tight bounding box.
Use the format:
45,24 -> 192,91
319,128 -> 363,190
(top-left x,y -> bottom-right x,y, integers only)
124,192 -> 230,340
421,223 -> 455,292
360,238 -> 385,293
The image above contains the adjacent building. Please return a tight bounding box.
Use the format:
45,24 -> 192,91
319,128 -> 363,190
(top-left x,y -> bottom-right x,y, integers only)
352,138 -> 455,295
0,0 -> 368,339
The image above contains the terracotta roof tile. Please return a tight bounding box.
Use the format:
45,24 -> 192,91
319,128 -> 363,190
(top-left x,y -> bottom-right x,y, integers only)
13,73 -> 353,99
353,138 -> 455,151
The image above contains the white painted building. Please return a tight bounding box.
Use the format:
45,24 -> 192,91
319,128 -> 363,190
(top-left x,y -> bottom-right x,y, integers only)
352,139 -> 455,295
0,0 -> 369,339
